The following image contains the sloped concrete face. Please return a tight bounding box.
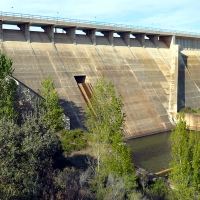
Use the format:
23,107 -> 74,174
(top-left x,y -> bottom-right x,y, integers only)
178,50 -> 200,110
0,29 -> 182,137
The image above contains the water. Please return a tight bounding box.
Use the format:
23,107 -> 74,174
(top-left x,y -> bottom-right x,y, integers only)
126,131 -> 172,173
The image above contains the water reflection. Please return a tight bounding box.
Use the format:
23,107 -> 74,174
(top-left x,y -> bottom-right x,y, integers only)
126,131 -> 172,173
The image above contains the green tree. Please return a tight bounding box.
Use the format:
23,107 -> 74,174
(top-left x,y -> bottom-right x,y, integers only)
85,76 -> 136,198
39,76 -> 63,131
169,113 -> 200,199
0,113 -> 61,199
0,51 -> 18,120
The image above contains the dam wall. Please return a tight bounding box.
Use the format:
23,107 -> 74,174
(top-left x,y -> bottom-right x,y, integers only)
175,37 -> 200,110
0,29 -> 174,137
1,13 -> 200,138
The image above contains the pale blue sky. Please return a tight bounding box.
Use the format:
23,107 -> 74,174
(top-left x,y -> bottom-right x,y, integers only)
1,0 -> 200,33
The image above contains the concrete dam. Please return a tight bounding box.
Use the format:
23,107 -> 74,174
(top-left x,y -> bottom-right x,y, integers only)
1,12 -> 200,138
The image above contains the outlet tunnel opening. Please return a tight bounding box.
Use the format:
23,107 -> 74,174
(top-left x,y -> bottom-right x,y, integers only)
74,75 -> 93,104
74,75 -> 86,83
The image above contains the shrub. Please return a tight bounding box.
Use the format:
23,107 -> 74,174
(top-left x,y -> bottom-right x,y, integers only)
61,129 -> 88,155
146,177 -> 168,200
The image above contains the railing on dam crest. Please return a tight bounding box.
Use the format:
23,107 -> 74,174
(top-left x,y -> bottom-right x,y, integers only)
1,11 -> 200,37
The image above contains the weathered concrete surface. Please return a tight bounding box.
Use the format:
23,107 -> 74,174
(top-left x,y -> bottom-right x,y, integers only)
1,28 -> 200,138
184,113 -> 200,130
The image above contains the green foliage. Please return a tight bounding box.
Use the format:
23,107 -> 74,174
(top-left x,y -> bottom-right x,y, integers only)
39,76 -> 64,131
180,106 -> 200,114
0,51 -> 18,120
61,129 -> 88,155
85,76 -> 136,198
169,112 -> 200,199
0,113 -> 62,199
0,51 -> 13,78
146,178 -> 169,200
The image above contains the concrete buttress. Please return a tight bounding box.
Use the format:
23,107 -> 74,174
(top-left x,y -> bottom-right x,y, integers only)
63,27 -> 76,44
41,25 -> 55,43
83,29 -> 96,45
134,33 -> 145,47
118,32 -> 131,47
17,23 -> 30,43
147,35 -> 159,47
101,30 -> 114,46
160,35 -> 175,48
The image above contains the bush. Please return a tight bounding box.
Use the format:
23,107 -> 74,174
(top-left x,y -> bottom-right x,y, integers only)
145,177 -> 168,200
61,129 -> 88,155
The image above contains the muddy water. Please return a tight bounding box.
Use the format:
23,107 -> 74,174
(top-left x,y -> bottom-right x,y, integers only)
126,131 -> 172,173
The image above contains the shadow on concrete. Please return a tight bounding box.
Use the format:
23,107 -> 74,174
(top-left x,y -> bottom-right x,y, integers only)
3,29 -> 27,42
54,33 -> 74,45
13,77 -> 42,123
76,34 -> 93,45
130,38 -> 143,48
113,37 -> 127,47
178,53 -> 187,111
60,99 -> 86,130
96,36 -> 112,46
30,32 -> 52,43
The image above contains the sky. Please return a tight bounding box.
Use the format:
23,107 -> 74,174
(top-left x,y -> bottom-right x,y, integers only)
1,0 -> 200,33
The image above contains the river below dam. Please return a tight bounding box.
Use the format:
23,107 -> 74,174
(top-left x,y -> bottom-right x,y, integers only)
126,131 -> 172,173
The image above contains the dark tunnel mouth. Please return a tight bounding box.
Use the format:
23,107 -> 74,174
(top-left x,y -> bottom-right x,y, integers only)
74,75 -> 86,84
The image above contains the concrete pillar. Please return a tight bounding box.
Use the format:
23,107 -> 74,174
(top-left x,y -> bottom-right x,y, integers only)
0,21 -> 3,42
147,35 -> 159,47
63,27 -> 76,44
83,29 -> 96,45
117,32 -> 131,47
41,25 -> 55,43
168,44 -> 179,114
101,30 -> 114,46
17,23 -> 30,43
134,33 -> 145,47
160,35 -> 175,49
